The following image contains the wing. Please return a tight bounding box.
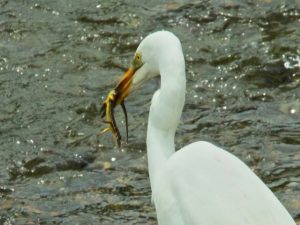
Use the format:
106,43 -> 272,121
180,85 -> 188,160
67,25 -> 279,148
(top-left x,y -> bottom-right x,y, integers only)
163,141 -> 296,225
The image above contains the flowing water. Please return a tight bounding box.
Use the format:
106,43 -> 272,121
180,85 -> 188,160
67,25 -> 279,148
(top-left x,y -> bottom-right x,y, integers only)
0,0 -> 300,224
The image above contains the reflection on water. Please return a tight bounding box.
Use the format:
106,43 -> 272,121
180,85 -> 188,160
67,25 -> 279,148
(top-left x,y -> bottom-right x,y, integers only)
0,0 -> 299,224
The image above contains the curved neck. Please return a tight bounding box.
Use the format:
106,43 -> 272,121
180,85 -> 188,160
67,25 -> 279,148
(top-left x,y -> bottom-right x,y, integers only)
146,52 -> 186,190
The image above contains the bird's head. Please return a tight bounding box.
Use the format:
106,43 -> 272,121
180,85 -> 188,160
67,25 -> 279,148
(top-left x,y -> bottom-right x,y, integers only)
116,30 -> 181,97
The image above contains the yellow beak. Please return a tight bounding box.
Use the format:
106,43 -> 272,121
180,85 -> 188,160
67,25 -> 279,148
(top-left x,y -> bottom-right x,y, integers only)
114,67 -> 135,104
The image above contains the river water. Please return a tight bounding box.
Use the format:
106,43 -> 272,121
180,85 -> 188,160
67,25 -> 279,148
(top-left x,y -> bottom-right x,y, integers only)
0,0 -> 300,224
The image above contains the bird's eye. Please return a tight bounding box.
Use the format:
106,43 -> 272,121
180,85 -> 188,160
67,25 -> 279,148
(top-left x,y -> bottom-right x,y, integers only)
132,53 -> 143,69
135,53 -> 141,62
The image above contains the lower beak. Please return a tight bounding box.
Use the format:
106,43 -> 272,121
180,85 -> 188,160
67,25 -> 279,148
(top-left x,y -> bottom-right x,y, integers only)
114,67 -> 135,105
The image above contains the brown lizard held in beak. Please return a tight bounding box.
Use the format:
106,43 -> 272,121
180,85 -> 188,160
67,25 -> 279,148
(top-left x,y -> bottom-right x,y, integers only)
100,89 -> 128,147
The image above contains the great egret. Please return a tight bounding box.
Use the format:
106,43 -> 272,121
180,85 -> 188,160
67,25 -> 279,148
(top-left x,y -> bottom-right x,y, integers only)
101,31 -> 296,225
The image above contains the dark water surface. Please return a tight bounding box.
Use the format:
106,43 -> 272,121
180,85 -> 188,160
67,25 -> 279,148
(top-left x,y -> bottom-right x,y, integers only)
0,0 -> 300,224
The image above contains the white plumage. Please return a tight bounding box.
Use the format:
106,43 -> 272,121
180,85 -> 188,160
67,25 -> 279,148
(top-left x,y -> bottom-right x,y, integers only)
126,31 -> 296,225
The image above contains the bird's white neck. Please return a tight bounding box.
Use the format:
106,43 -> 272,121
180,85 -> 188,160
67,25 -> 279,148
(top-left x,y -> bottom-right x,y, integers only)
146,52 -> 186,191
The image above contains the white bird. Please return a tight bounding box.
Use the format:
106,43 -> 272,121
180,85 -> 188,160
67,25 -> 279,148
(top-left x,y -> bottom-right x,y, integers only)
103,31 -> 296,225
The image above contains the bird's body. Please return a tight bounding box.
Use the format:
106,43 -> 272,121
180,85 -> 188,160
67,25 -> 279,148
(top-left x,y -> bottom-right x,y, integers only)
102,31 -> 296,224
151,141 -> 295,225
